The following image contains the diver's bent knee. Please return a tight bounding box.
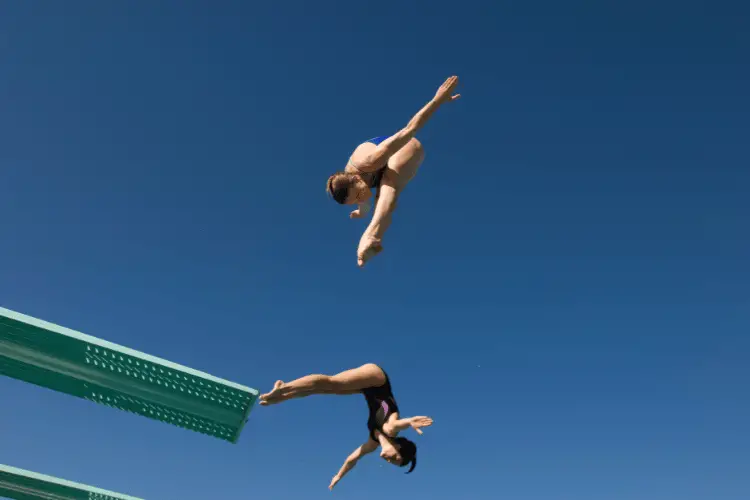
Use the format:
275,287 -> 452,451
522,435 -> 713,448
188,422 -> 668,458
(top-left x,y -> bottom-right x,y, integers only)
411,139 -> 425,163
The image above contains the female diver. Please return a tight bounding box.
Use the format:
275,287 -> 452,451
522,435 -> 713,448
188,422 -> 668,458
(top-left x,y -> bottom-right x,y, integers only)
326,75 -> 461,267
259,363 -> 434,490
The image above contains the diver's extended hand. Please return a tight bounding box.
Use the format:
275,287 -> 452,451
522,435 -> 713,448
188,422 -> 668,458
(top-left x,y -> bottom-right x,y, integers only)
434,75 -> 461,104
329,475 -> 341,491
408,416 -> 434,435
350,201 -> 371,219
357,235 -> 383,268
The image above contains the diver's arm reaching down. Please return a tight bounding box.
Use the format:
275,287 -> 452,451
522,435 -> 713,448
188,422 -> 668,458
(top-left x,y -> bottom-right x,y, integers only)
357,76 -> 461,173
329,440 -> 378,490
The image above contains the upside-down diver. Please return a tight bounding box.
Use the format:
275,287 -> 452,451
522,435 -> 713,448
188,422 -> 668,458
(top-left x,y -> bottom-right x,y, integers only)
259,363 -> 433,490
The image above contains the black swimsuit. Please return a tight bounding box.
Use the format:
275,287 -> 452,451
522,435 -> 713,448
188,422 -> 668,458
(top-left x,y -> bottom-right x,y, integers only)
362,369 -> 400,441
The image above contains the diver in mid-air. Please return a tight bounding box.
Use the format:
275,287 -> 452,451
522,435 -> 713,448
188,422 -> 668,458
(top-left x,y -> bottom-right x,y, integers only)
259,363 -> 433,490
325,76 -> 461,267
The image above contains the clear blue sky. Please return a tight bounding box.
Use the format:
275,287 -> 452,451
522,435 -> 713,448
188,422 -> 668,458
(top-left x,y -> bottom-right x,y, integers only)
1,2 -> 748,499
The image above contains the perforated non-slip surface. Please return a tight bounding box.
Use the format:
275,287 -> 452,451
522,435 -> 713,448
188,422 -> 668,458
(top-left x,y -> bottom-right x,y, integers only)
0,307 -> 258,443
0,464 -> 143,500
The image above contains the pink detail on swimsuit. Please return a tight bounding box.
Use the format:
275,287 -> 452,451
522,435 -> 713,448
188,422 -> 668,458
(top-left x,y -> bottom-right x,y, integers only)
381,401 -> 389,414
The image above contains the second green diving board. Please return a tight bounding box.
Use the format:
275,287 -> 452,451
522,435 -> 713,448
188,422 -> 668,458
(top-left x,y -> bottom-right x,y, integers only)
0,463 -> 142,500
0,307 -> 258,443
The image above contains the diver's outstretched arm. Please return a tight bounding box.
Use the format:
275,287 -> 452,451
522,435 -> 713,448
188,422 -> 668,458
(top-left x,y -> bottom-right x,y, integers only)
329,440 -> 378,491
357,76 -> 460,173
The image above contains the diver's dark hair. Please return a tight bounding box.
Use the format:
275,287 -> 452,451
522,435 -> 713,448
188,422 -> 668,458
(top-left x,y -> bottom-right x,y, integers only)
393,437 -> 417,474
326,172 -> 354,205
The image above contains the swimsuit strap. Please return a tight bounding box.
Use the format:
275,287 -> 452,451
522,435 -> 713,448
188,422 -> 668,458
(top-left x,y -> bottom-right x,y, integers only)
348,159 -> 384,189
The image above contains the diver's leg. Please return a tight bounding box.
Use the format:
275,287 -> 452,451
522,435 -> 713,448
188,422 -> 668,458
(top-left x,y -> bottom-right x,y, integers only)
386,138 -> 425,185
365,138 -> 425,239
259,363 -> 387,405
356,139 -> 426,267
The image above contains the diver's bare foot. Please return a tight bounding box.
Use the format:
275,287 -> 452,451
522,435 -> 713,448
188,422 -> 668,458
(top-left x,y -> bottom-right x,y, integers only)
259,380 -> 285,406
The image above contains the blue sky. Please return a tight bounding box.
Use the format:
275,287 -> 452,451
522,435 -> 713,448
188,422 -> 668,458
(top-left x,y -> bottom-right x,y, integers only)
0,1 -> 748,499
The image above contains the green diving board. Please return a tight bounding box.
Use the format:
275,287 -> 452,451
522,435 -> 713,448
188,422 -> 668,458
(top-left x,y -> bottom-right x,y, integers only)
0,464 -> 143,500
0,307 -> 258,443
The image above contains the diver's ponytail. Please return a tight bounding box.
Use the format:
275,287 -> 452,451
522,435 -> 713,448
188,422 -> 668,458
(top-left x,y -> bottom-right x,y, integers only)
392,437 -> 417,474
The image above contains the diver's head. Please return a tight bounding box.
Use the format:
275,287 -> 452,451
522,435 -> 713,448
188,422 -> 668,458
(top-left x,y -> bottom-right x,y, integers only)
379,437 -> 417,473
326,171 -> 372,205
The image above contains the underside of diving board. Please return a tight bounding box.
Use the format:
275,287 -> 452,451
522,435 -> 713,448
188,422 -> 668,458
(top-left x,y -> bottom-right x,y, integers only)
0,307 -> 258,443
0,463 -> 143,500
